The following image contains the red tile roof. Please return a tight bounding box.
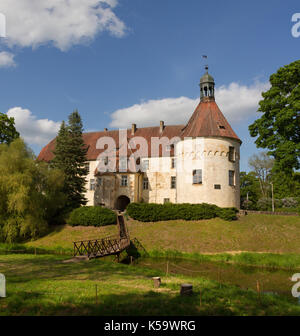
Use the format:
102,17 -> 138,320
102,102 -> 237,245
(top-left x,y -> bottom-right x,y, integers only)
37,99 -> 241,162
37,125 -> 184,162
181,99 -> 241,143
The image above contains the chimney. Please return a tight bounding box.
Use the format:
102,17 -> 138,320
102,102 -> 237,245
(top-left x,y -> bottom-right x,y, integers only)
131,123 -> 137,135
160,121 -> 165,133
104,128 -> 108,131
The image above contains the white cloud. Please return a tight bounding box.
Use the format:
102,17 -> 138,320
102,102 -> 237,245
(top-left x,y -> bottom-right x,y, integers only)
109,81 -> 270,129
0,0 -> 126,51
0,51 -> 16,67
7,107 -> 60,146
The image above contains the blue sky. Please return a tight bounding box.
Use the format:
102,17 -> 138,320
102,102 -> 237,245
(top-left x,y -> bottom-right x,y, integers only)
0,0 -> 299,171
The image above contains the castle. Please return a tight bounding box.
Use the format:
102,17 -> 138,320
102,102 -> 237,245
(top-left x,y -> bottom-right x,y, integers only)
38,70 -> 241,211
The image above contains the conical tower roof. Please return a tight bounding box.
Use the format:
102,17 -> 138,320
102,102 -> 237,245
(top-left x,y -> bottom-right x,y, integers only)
181,100 -> 241,143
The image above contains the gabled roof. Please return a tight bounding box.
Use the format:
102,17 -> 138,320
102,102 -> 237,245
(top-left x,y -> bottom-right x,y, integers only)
37,125 -> 184,162
181,100 -> 242,143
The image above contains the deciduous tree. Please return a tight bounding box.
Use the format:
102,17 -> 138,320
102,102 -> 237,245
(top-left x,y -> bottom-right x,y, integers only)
249,60 -> 300,174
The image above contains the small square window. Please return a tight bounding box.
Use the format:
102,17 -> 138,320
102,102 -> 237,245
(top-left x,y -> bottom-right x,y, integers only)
164,198 -> 170,204
90,179 -> 96,191
193,169 -> 202,184
97,177 -> 102,186
171,176 -> 176,189
171,158 -> 176,169
214,184 -> 221,190
121,175 -> 128,187
143,177 -> 149,190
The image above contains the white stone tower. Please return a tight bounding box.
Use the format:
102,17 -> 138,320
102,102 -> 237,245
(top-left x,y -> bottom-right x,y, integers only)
175,68 -> 241,208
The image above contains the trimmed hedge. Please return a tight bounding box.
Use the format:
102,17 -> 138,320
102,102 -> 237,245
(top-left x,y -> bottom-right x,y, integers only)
67,206 -> 117,227
126,203 -> 238,222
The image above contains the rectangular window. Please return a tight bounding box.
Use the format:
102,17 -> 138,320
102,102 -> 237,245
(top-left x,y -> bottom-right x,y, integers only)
214,184 -> 221,190
97,177 -> 102,186
164,198 -> 170,204
90,179 -> 96,191
142,159 -> 149,171
171,158 -> 176,169
143,177 -> 149,190
229,146 -> 235,162
171,176 -> 176,189
229,170 -> 235,186
193,169 -> 202,184
121,175 -> 128,187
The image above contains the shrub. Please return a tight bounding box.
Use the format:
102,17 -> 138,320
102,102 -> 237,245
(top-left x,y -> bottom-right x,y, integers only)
67,206 -> 116,227
126,203 -> 238,222
281,197 -> 298,208
257,198 -> 282,211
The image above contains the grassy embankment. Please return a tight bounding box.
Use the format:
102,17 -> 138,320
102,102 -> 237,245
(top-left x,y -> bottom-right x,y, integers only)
1,254 -> 300,316
7,213 -> 297,269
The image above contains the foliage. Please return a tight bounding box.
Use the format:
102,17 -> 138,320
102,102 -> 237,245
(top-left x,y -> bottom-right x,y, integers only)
257,198 -> 282,211
240,171 -> 261,209
248,152 -> 274,198
272,171 -> 300,199
1,254 -> 300,316
281,197 -> 298,208
0,138 -> 66,243
0,112 -> 19,144
52,111 -> 88,211
126,203 -> 238,222
67,206 -> 117,227
249,60 -> 300,174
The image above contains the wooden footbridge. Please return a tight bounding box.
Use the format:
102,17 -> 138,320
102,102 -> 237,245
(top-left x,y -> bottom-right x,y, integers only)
73,213 -> 130,260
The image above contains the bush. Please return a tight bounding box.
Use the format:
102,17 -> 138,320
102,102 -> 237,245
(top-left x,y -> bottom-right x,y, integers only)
67,206 -> 117,227
126,203 -> 238,222
281,197 -> 298,208
257,198 -> 282,211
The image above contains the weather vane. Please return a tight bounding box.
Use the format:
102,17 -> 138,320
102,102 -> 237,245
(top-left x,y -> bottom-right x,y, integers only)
202,55 -> 209,72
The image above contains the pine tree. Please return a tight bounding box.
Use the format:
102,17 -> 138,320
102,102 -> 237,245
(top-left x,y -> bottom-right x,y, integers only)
52,111 -> 88,211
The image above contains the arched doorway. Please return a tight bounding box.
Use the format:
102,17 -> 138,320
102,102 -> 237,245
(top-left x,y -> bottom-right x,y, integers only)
115,195 -> 130,211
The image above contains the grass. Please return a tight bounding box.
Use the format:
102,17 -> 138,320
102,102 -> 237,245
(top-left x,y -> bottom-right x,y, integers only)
147,250 -> 300,270
25,214 -> 300,254
1,254 -> 300,316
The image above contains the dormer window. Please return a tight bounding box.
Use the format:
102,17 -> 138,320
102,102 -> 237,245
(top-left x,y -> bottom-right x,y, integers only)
219,125 -> 225,129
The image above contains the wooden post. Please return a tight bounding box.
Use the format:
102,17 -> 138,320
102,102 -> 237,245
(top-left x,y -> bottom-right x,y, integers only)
166,261 -> 169,276
95,284 -> 98,305
180,284 -> 193,296
256,280 -> 261,303
130,256 -> 133,265
152,277 -> 161,288
199,289 -> 202,307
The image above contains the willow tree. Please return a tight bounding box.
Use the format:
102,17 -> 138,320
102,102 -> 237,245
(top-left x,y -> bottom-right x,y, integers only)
0,139 -> 66,243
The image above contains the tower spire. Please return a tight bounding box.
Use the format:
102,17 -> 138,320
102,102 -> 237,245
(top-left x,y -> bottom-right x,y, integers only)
199,58 -> 215,102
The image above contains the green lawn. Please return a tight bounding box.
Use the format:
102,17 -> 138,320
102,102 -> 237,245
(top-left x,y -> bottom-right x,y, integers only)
1,254 -> 300,316
25,214 -> 300,254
